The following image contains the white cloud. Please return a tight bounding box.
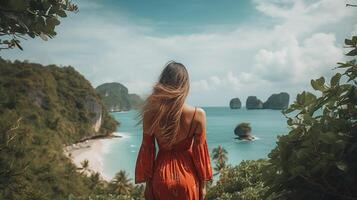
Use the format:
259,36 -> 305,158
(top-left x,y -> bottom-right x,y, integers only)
2,0 -> 356,106
251,33 -> 343,84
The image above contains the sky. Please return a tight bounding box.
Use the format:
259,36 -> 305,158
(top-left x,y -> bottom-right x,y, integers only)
2,0 -> 357,106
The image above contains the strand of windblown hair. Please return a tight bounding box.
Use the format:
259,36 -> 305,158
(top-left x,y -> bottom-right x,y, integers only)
142,83 -> 188,148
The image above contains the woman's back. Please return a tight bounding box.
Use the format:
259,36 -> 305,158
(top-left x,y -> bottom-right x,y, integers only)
135,106 -> 213,200
155,105 -> 198,150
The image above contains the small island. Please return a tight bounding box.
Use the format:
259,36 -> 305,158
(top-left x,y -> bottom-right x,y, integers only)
246,96 -> 263,109
229,98 -> 242,109
230,92 -> 290,110
234,123 -> 255,141
263,92 -> 290,110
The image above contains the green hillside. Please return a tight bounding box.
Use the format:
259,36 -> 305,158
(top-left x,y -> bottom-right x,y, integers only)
96,82 -> 144,112
0,58 -> 118,199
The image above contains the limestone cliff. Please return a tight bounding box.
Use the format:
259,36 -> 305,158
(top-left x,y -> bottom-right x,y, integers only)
96,82 -> 144,112
246,96 -> 263,109
263,92 -> 290,110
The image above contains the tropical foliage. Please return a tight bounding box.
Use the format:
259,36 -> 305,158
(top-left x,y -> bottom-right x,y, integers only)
70,170 -> 144,200
212,145 -> 229,175
207,36 -> 357,200
0,0 -> 78,50
206,159 -> 269,200
263,36 -> 357,199
109,171 -> 133,195
0,59 -> 120,199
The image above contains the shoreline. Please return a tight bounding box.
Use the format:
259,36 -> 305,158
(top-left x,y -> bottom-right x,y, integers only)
63,132 -> 122,181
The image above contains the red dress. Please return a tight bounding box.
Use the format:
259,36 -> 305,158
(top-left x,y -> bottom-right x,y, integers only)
135,109 -> 213,200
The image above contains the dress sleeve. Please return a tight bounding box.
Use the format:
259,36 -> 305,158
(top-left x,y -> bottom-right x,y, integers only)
135,132 -> 156,184
192,129 -> 213,182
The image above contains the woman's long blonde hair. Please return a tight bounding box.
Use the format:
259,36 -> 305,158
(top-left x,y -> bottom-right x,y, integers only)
140,61 -> 189,148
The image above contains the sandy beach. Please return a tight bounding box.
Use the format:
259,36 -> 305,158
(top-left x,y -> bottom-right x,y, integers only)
64,133 -> 123,181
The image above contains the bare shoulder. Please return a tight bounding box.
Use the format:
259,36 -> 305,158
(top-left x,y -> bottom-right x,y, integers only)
182,105 -> 204,122
196,107 -> 206,118
194,107 -> 206,124
193,107 -> 206,134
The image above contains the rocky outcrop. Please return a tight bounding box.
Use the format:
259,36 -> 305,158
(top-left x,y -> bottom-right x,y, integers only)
129,94 -> 144,109
85,97 -> 103,133
246,96 -> 263,109
234,123 -> 255,140
263,92 -> 290,110
0,59 -> 118,143
96,82 -> 144,112
234,123 -> 252,136
230,98 -> 242,109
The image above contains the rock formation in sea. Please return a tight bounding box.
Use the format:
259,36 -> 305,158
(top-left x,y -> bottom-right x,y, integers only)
234,123 -> 254,140
96,82 -> 144,112
263,92 -> 290,110
246,96 -> 263,109
229,98 -> 242,109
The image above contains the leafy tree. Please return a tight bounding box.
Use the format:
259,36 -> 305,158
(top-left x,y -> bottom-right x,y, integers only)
109,170 -> 133,195
264,36 -> 357,199
130,184 -> 145,200
212,145 -> 228,175
0,0 -> 78,50
206,160 -> 269,200
79,159 -> 90,174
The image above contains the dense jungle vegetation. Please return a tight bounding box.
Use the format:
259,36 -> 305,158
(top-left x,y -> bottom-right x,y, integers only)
0,59 -> 145,200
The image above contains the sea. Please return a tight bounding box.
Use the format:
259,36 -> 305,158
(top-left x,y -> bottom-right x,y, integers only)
101,107 -> 289,179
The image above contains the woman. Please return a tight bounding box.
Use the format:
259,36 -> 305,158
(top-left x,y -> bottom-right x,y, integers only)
135,61 -> 213,200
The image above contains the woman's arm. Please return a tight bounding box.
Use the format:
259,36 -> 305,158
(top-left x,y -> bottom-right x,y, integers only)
192,108 -> 213,199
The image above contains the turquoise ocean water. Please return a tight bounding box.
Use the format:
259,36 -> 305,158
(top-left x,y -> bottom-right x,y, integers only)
102,107 -> 288,179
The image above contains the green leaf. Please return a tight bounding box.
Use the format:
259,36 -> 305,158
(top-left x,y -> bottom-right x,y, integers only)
287,118 -> 293,126
330,73 -> 341,87
352,36 -> 357,44
336,161 -> 347,171
57,10 -> 67,18
297,91 -> 317,106
311,77 -> 325,91
46,17 -> 61,27
345,39 -> 353,45
346,48 -> 357,56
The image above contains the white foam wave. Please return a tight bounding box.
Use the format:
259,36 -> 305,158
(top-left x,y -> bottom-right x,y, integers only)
235,136 -> 260,142
113,132 -> 131,139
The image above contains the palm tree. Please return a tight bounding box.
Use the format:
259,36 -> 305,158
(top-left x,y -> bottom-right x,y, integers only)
109,170 -> 133,195
89,172 -> 104,190
79,159 -> 90,174
131,184 -> 145,199
212,145 -> 228,176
